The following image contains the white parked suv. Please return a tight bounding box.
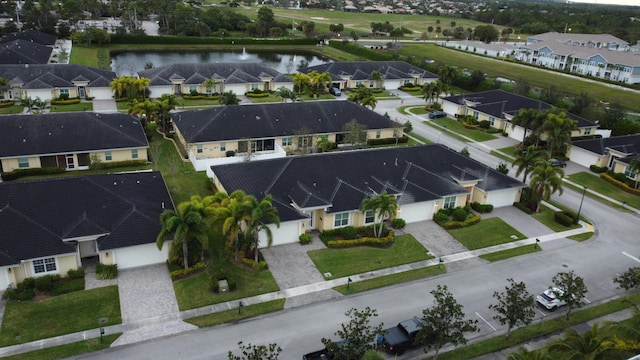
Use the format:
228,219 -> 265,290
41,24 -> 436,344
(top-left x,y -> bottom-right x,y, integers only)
536,287 -> 566,311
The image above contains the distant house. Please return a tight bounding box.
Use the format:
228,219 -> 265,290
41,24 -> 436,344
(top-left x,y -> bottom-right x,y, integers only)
441,90 -> 598,142
0,112 -> 148,173
0,64 -> 116,101
0,171 -> 173,290
137,63 -> 293,98
210,144 -> 526,247
302,61 -> 438,90
570,135 -> 640,178
516,32 -> 640,84
0,30 -> 58,65
172,101 -> 401,171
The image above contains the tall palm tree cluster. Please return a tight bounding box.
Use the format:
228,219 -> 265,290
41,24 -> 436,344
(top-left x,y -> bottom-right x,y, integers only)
422,80 -> 448,105
360,192 -> 398,238
127,94 -> 178,132
291,71 -> 331,96
156,190 -> 280,270
508,311 -> 640,360
511,108 -> 577,212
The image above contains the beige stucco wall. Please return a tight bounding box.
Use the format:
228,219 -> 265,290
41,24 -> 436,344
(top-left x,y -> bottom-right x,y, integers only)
99,251 -> 115,265
2,148 -> 147,172
612,161 -> 629,175
12,254 -> 78,285
91,148 -> 148,163
53,88 -> 79,98
1,156 -> 41,172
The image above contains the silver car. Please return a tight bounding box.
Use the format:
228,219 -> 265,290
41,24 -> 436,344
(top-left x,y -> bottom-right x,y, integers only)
536,287 -> 566,311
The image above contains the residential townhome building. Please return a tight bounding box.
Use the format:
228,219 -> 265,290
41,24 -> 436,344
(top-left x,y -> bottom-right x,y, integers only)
570,134 -> 640,184
0,112 -> 148,173
209,144 -> 526,247
172,100 -> 402,171
137,63 -> 293,98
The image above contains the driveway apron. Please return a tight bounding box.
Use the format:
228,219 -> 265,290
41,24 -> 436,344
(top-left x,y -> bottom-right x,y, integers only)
111,264 -> 196,347
92,99 -> 118,112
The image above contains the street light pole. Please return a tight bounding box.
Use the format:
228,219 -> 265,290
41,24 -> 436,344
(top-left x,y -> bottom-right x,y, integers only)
575,186 -> 587,225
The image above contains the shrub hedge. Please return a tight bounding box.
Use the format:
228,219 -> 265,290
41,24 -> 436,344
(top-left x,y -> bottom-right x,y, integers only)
329,41 -> 394,61
554,211 -> 575,226
182,94 -> 219,100
3,273 -> 84,300
51,98 -> 81,105
96,264 -> 118,279
245,92 -> 270,98
327,230 -> 395,248
471,202 -> 494,213
299,233 -> 313,245
367,135 -> 409,146
242,258 -> 268,271
110,35 -> 318,46
170,262 -> 206,280
0,101 -> 15,108
601,173 -> 640,196
589,165 -> 608,174
391,218 -> 406,229
1,166 -> 66,181
513,202 -> 534,214
442,214 -> 482,229
90,159 -> 147,170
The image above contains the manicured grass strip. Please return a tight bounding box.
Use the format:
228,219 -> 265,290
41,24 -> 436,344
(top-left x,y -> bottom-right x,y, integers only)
409,107 -> 428,115
308,234 -> 433,279
3,334 -> 122,360
0,286 -> 121,347
50,103 -> 94,112
407,131 -> 431,144
178,98 -> 220,107
567,172 -> 640,210
479,245 -> 542,262
334,265 -> 446,295
0,105 -> 24,114
431,118 -> 497,142
531,205 -> 581,232
497,146 -> 518,157
424,121 -> 470,143
438,292 -> 640,360
567,232 -> 594,242
448,218 -> 527,250
186,299 -> 285,327
173,263 -> 280,311
490,150 -> 514,164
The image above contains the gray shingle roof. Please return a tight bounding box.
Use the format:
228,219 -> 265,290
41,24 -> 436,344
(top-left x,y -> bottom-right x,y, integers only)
303,61 -> 438,81
572,134 -> 640,156
0,64 -> 116,88
138,63 -> 292,86
443,90 -> 596,128
0,40 -> 52,64
0,172 -> 173,266
211,145 -> 525,222
0,30 -> 57,46
173,100 -> 397,143
0,112 -> 148,158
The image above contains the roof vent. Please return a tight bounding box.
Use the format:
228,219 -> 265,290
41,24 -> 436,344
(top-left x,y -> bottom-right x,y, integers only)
161,202 -> 165,209
136,180 -> 140,184
113,182 -> 117,185
22,138 -> 26,142
256,115 -> 261,120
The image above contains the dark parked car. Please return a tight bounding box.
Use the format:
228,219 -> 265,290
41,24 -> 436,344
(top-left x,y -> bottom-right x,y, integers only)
330,87 -> 342,96
428,110 -> 447,119
548,159 -> 567,168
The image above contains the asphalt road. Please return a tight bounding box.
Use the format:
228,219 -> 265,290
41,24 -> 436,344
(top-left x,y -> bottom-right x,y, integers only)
70,101 -> 640,360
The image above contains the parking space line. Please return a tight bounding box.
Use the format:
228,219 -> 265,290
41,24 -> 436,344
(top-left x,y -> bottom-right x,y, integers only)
622,251 -> 640,263
475,312 -> 497,331
583,297 -> 591,304
536,309 -> 547,317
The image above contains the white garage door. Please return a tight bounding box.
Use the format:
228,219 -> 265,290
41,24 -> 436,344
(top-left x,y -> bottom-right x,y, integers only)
112,242 -> 169,269
441,101 -> 462,117
486,188 -> 520,208
399,201 -> 435,223
510,125 -> 526,142
262,221 -> 300,247
225,84 -> 246,96
570,147 -> 599,169
89,87 -> 113,100
27,89 -> 53,101
0,269 -> 9,291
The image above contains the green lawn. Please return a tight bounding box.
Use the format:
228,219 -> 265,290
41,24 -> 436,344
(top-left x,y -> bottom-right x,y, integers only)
50,103 -> 94,112
178,98 -> 220,107
0,105 -> 24,114
479,245 -> 542,262
448,218 -> 527,250
532,205 -> 582,232
407,131 -> 431,144
245,95 -> 279,103
430,118 -> 498,142
3,334 -> 121,360
333,265 -> 446,295
0,286 -> 121,347
307,234 -> 433,279
567,172 -> 640,210
398,43 -> 640,112
186,299 -> 285,327
409,107 -> 428,115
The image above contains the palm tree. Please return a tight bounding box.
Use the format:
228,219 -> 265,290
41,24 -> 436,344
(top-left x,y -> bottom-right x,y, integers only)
156,200 -> 209,270
292,73 -> 310,94
128,99 -> 158,126
512,108 -> 543,145
541,110 -> 578,158
154,94 -> 178,132
361,95 -> 377,110
212,190 -> 253,261
422,82 -> 436,104
438,65 -> 460,86
549,324 -> 616,360
529,162 -> 564,212
202,78 -> 221,96
370,70 -> 383,89
627,157 -> 640,189
507,347 -> 552,360
512,145 -> 546,183
219,91 -> 239,105
361,192 -> 398,238
245,195 -> 280,263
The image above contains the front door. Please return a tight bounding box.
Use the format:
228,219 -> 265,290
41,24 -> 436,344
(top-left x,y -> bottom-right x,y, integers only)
78,87 -> 86,98
79,240 -> 98,258
66,154 -> 75,169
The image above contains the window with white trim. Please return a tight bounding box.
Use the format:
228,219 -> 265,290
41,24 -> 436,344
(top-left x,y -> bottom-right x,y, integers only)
584,128 -> 591,135
489,116 -> 496,126
282,137 -> 292,146
18,157 -> 29,168
443,196 -> 456,209
364,210 -> 375,225
197,144 -> 203,153
472,111 -> 479,119
59,88 -> 70,96
33,257 -> 57,274
251,83 -> 260,90
376,130 -> 381,139
334,212 -> 349,227
104,151 -> 112,161
131,149 -> 138,159
625,167 -> 637,179
220,142 -> 226,151
189,85 -> 197,93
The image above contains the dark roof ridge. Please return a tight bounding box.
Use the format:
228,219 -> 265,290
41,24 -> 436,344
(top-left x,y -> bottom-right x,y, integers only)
92,114 -> 147,146
61,210 -> 110,239
265,157 -> 294,194
1,203 -> 61,239
329,177 -> 367,203
296,181 -> 331,206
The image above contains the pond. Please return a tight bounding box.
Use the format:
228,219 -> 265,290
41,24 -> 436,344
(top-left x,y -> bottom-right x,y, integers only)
110,49 -> 330,76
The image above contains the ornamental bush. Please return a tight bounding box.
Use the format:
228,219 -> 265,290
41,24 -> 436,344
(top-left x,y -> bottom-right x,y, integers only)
554,211 -> 574,227
299,233 -> 313,245
589,165 -> 608,173
391,218 -> 406,229
96,264 -> 118,279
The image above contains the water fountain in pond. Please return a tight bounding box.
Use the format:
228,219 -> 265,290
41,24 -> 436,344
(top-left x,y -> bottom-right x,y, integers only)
239,48 -> 249,60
